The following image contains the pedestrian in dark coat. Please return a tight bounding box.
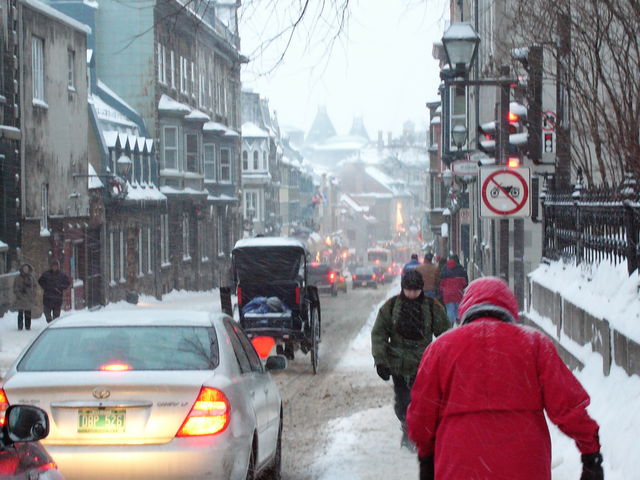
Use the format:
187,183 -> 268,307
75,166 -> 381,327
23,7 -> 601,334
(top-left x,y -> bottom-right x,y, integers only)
13,263 -> 36,330
371,269 -> 450,450
407,277 -> 603,480
439,254 -> 468,324
38,260 -> 71,323
414,253 -> 440,300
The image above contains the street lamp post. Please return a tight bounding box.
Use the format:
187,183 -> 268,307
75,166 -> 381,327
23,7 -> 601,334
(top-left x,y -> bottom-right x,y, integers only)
441,23 -> 518,287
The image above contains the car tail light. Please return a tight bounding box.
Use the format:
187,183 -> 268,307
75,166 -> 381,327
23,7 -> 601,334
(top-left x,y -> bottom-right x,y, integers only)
176,387 -> 230,437
352,275 -> 357,280
0,388 -> 8,427
381,274 -> 385,280
295,286 -> 300,305
35,463 -> 58,473
100,363 -> 132,371
236,287 -> 242,306
329,272 -> 336,283
387,266 -> 392,272
372,273 -> 376,280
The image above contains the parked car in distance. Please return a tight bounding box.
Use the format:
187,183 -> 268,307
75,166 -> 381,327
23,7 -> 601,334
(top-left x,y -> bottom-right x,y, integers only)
352,267 -> 378,289
308,263 -> 340,296
0,404 -> 65,479
372,266 -> 388,284
0,310 -> 286,480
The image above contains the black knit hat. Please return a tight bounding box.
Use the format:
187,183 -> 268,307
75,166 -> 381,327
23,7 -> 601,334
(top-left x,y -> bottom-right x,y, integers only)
401,269 -> 424,290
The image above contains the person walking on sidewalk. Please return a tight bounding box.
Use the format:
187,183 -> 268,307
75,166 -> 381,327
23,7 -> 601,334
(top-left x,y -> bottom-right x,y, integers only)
13,263 -> 36,331
415,253 -> 440,300
402,253 -> 420,274
439,254 -> 468,324
371,269 -> 450,450
407,277 -> 604,480
38,259 -> 71,323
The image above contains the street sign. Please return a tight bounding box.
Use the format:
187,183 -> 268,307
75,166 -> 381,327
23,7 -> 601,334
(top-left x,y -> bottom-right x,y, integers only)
480,167 -> 531,218
542,110 -> 557,131
451,159 -> 479,177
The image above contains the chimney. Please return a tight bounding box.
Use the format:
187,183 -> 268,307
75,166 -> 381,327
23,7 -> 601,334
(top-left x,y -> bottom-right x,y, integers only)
377,131 -> 383,148
387,132 -> 393,146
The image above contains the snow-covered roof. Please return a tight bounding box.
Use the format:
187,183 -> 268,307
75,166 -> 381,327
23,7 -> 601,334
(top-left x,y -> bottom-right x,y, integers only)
97,80 -> 137,114
24,0 -> 91,34
159,185 -> 208,196
92,94 -> 138,129
430,116 -> 441,125
125,181 -> 167,201
341,194 -> 369,213
0,239 -> 7,249
314,134 -> 367,152
158,94 -> 190,115
207,194 -> 238,202
185,109 -> 211,122
233,237 -> 306,250
102,130 -> 153,152
88,163 -> 103,189
203,121 -> 229,133
242,122 -> 269,138
365,166 -> 396,191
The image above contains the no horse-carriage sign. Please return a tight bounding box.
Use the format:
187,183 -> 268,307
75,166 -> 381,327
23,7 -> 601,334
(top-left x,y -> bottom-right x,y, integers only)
480,167 -> 531,218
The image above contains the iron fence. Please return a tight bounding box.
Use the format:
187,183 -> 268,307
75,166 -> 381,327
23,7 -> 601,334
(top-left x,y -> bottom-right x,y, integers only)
541,172 -> 640,275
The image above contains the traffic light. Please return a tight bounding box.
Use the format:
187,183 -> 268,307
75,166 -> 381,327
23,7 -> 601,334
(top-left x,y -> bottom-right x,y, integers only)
478,121 -> 496,154
477,103 -> 528,159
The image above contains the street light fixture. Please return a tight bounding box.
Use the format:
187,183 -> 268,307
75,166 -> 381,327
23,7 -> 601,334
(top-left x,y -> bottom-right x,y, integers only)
116,154 -> 132,179
451,124 -> 468,150
441,22 -> 480,77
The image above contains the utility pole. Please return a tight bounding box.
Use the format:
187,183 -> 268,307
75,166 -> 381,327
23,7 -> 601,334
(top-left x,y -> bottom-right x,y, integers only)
497,65 -> 510,283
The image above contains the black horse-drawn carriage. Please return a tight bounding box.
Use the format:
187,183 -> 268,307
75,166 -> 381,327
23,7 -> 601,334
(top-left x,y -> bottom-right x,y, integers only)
231,237 -> 321,374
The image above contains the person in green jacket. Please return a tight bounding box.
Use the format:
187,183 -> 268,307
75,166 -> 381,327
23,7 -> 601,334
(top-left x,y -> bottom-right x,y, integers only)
371,269 -> 450,449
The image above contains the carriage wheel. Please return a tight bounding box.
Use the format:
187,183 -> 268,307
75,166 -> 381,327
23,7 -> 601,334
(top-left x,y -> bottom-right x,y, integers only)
310,307 -> 320,374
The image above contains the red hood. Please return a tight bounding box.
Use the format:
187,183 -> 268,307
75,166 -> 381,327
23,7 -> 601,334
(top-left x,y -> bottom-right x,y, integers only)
458,276 -> 519,322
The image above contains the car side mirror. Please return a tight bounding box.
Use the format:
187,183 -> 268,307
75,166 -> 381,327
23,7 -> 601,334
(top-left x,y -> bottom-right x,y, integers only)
265,355 -> 287,371
4,405 -> 50,443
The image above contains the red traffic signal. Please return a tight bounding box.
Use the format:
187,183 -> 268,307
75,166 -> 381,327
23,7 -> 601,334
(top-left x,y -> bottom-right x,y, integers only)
507,157 -> 521,168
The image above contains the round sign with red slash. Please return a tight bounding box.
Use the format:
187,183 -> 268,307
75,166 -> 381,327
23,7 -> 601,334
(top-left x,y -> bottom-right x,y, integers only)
480,167 -> 530,217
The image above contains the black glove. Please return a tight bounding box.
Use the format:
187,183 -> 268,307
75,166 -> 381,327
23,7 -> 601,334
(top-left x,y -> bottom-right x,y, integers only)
376,364 -> 391,381
419,456 -> 434,480
581,452 -> 603,480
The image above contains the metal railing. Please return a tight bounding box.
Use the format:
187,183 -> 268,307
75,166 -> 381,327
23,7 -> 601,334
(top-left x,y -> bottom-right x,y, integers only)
541,171 -> 640,275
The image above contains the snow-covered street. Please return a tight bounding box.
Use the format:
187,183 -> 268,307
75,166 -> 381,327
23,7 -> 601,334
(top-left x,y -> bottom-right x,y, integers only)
1,281 -> 639,479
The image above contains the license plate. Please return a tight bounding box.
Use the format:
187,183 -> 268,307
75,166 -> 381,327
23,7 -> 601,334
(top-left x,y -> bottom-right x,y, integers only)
361,281 -> 367,286
78,408 -> 126,433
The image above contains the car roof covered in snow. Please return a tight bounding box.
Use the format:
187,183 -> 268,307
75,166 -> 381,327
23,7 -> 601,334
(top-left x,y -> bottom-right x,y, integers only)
47,309 -> 227,328
233,236 -> 306,251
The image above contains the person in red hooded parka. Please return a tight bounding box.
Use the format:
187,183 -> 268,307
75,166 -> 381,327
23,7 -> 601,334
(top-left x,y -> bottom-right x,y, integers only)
438,254 -> 468,325
406,276 -> 603,480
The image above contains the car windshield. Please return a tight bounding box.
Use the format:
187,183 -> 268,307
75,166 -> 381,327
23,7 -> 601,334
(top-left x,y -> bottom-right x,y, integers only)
17,326 -> 219,372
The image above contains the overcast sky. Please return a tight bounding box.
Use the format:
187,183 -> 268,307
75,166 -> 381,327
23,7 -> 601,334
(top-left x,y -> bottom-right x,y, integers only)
239,0 -> 448,138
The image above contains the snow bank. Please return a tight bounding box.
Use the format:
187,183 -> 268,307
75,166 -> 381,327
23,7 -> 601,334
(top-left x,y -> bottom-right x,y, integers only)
529,259 -> 640,342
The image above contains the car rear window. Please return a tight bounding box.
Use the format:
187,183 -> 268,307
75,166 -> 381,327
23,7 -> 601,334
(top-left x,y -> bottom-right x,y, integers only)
17,326 -> 219,372
355,268 -> 372,274
309,265 -> 331,275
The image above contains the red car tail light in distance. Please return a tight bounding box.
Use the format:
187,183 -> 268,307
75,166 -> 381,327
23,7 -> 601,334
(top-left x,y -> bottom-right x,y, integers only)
372,273 -> 377,280
295,286 -> 300,305
236,287 -> 242,306
176,387 -> 230,437
0,388 -> 8,427
329,272 -> 336,283
352,275 -> 357,280
99,363 -> 132,371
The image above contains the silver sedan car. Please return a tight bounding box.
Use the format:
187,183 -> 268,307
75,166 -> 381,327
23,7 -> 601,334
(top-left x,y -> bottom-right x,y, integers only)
0,310 -> 285,480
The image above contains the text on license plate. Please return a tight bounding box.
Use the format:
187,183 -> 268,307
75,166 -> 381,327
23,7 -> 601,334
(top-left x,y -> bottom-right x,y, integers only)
78,408 -> 125,433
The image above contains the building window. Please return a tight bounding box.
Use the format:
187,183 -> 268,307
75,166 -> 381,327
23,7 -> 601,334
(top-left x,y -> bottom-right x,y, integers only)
263,151 -> 268,170
109,232 -> 115,285
180,56 -> 188,94
199,219 -> 209,262
242,151 -> 248,171
160,214 -> 170,265
208,79 -> 213,112
32,36 -> 44,101
185,133 -> 199,173
204,144 -> 216,180
219,148 -> 231,182
157,43 -> 166,84
244,190 -> 259,221
71,243 -> 79,280
163,126 -> 178,169
199,75 -> 205,106
67,49 -> 75,90
253,151 -> 259,170
147,227 -> 153,273
138,228 -> 144,276
217,212 -> 227,256
169,50 -> 175,88
182,213 -> 190,261
119,230 -> 126,282
40,183 -> 49,234
190,61 -> 196,99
